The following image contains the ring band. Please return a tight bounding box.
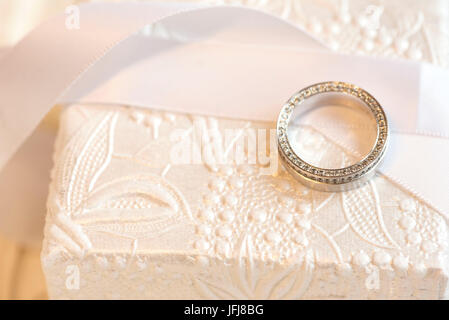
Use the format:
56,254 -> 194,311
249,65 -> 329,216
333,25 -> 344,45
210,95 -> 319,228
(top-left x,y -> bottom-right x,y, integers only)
277,81 -> 389,192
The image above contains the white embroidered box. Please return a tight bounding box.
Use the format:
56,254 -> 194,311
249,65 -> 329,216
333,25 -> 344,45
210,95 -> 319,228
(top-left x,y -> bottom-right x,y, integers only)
41,103 -> 448,299
37,0 -> 449,300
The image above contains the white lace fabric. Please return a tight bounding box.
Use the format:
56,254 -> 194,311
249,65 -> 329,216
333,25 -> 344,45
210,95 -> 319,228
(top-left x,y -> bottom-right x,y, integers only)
35,0 -> 449,299
1,0 -> 447,65
207,0 -> 449,67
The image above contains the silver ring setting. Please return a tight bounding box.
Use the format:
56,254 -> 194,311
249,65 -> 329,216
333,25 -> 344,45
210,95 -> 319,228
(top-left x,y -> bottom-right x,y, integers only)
277,81 -> 389,192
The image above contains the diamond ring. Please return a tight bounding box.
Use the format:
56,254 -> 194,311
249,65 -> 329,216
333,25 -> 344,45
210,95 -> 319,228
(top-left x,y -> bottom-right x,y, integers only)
277,81 -> 389,192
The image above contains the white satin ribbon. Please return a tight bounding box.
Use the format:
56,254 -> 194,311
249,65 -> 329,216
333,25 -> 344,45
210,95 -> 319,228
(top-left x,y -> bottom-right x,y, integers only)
0,2 -> 448,244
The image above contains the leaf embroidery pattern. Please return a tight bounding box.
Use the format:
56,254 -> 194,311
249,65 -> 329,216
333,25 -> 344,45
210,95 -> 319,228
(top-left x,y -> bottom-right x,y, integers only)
74,175 -> 192,240
55,112 -> 118,216
50,111 -> 192,256
49,111 -> 118,256
193,235 -> 314,299
341,180 -> 400,249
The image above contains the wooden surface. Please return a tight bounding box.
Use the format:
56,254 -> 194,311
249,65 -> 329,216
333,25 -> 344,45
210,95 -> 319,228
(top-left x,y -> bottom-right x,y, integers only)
0,235 -> 47,300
